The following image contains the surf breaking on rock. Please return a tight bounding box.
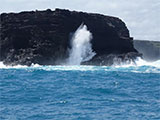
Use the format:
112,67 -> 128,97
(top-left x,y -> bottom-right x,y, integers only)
66,24 -> 96,65
0,9 -> 141,66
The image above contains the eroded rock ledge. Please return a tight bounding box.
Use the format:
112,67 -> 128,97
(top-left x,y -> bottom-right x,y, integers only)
0,8 -> 141,66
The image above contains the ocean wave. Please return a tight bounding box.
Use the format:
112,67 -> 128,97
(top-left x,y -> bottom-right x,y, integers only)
0,58 -> 160,73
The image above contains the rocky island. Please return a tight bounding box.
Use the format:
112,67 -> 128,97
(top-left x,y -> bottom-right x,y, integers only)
0,8 -> 141,66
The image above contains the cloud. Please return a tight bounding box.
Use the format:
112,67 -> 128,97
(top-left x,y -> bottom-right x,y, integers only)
0,0 -> 160,41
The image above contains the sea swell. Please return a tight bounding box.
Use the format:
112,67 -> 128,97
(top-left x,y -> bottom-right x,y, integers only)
0,59 -> 160,120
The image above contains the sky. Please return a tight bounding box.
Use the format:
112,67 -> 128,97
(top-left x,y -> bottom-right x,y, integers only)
0,0 -> 160,41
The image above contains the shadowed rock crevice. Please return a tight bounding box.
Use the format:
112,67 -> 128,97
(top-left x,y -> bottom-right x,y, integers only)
0,8 -> 140,66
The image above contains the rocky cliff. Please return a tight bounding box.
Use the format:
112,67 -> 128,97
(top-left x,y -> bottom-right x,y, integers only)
134,40 -> 160,61
0,9 -> 140,66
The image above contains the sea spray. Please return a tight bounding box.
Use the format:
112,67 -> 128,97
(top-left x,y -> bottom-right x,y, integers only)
67,24 -> 96,65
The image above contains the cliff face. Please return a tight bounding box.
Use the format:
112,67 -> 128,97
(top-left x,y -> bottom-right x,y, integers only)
134,40 -> 160,61
0,9 -> 139,65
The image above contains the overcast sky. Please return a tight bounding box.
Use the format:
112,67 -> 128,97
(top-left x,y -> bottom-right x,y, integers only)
0,0 -> 160,41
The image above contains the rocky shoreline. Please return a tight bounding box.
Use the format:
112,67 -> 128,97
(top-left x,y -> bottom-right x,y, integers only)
0,9 -> 141,66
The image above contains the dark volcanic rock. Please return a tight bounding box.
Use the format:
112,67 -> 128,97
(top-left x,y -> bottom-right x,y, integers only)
83,52 -> 139,66
0,8 -> 140,66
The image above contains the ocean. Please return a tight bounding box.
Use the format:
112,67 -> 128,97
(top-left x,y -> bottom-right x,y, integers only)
0,59 -> 160,120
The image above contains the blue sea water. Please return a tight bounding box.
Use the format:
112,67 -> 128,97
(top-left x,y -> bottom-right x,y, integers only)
0,61 -> 160,120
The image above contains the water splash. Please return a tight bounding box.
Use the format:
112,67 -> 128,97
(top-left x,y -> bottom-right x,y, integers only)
66,24 -> 96,65
113,57 -> 160,68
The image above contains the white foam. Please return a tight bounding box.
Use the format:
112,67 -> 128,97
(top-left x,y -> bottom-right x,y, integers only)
0,58 -> 160,73
0,62 -> 98,71
136,58 -> 160,68
0,62 -> 28,69
111,57 -> 160,73
0,62 -> 40,69
113,57 -> 160,68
